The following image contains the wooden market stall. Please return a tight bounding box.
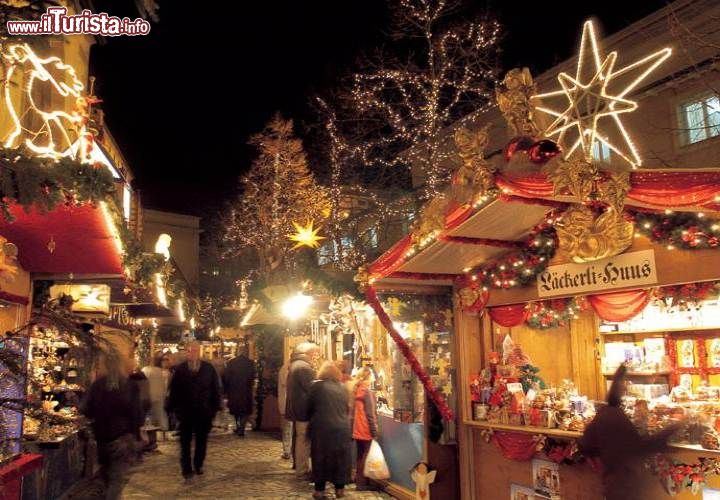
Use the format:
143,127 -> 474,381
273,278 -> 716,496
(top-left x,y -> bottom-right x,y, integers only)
358,17 -> 720,498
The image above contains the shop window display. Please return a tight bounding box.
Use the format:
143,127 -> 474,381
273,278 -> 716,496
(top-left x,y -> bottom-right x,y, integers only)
372,294 -> 456,431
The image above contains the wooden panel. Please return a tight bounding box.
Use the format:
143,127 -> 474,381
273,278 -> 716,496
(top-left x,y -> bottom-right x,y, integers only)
570,311 -> 602,400
427,440 -> 459,500
496,323 -> 574,388
487,238 -> 720,306
472,429 -> 603,500
454,301 -> 484,500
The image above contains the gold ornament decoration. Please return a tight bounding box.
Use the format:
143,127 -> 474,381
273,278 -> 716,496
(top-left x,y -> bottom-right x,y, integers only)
288,220 -> 325,249
496,67 -> 539,137
452,125 -> 495,204
597,171 -> 631,214
543,157 -> 599,201
458,286 -> 482,308
411,195 -> 449,244
555,205 -> 634,263
532,20 -> 671,168
353,265 -> 371,291
0,238 -> 18,281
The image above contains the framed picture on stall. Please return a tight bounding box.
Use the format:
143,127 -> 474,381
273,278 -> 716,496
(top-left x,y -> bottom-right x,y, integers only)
532,459 -> 561,497
510,483 -> 554,500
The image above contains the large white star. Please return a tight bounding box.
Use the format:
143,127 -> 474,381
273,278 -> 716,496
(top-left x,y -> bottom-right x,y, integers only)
532,20 -> 672,168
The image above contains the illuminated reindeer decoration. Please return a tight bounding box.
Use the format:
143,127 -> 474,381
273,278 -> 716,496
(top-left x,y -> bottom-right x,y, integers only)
2,43 -> 89,160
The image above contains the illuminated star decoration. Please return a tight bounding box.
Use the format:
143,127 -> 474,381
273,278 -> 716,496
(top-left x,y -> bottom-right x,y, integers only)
532,20 -> 672,168
288,220 -> 325,249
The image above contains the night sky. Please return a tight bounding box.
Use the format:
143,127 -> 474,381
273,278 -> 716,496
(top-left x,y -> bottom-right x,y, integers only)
89,0 -> 669,218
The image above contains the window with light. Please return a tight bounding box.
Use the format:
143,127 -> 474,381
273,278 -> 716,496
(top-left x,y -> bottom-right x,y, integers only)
591,140 -> 611,162
681,95 -> 720,144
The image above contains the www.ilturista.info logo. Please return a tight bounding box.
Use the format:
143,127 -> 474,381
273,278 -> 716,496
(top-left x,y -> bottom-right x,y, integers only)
6,7 -> 151,36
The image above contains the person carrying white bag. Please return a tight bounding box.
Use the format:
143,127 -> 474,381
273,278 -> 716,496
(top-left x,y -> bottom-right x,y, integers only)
363,439 -> 390,480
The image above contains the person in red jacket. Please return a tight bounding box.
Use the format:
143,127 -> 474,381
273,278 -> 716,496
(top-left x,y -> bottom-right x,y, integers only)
351,366 -> 378,491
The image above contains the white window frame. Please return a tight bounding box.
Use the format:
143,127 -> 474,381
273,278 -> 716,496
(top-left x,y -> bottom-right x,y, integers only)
679,93 -> 720,146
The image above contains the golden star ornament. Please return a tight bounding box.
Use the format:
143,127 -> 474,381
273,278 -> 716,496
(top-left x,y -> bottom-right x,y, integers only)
532,20 -> 671,168
288,220 -> 325,249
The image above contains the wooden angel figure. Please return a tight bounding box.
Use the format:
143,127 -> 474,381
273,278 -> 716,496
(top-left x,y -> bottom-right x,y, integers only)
410,462 -> 437,500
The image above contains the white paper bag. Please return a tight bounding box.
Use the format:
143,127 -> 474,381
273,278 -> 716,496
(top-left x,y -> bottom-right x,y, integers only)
363,439 -> 390,480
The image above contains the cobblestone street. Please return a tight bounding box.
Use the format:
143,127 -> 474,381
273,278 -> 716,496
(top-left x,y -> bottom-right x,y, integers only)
68,428 -> 394,499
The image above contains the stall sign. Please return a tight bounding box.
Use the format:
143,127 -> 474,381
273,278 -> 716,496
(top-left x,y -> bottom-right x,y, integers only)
537,249 -> 657,297
49,284 -> 111,315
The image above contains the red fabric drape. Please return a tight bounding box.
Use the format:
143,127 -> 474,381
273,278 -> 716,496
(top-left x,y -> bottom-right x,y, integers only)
496,171 -> 720,209
367,234 -> 413,278
489,304 -> 528,327
491,431 -> 539,461
496,173 -> 555,198
364,287 -> 455,421
587,289 -> 652,322
438,235 -> 523,248
629,171 -> 720,208
444,203 -> 474,231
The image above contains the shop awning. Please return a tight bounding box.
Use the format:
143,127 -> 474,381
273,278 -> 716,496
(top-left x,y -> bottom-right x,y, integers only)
368,169 -> 720,288
0,203 -> 123,276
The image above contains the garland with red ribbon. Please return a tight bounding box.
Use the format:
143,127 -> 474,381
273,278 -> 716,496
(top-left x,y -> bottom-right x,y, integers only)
364,286 -> 454,421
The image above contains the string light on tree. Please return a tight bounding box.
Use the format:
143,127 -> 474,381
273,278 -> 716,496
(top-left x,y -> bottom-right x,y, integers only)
532,20 -> 671,168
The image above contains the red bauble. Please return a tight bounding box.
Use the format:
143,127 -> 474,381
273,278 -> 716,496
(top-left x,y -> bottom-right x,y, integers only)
504,135 -> 535,161
528,139 -> 562,164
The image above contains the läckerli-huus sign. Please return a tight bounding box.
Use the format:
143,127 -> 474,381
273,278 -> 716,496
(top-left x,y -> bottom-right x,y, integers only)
537,249 -> 657,298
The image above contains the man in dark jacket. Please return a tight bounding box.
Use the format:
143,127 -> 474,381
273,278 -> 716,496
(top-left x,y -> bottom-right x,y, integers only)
222,345 -> 255,437
167,342 -> 221,481
285,342 -> 320,479
83,356 -> 143,500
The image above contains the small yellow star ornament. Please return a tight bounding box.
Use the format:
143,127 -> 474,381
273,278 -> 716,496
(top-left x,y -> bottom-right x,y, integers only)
288,220 -> 325,249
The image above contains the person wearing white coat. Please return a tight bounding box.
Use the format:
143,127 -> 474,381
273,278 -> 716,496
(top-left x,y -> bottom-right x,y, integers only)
277,359 -> 292,459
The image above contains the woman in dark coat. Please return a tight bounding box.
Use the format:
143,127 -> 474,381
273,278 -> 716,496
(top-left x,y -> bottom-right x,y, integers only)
307,361 -> 352,499
222,348 -> 255,436
579,364 -> 682,500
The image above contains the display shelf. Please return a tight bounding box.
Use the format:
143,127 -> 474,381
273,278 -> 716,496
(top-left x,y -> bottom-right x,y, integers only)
601,326 -> 720,335
601,371 -> 672,377
669,442 -> 720,456
464,420 -> 583,439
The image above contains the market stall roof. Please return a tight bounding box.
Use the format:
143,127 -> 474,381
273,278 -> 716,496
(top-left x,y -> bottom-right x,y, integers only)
0,203 -> 123,276
369,169 -> 720,288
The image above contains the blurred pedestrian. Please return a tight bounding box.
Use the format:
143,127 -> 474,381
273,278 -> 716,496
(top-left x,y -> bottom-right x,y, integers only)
278,357 -> 292,460
142,352 -> 170,430
307,361 -> 352,499
223,344 -> 255,437
82,354 -> 143,500
166,342 -> 221,481
579,364 -> 682,500
285,342 -> 321,479
351,366 -> 378,491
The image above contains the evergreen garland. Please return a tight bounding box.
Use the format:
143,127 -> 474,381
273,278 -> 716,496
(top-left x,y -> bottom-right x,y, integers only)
0,147 -> 115,222
630,210 -> 720,250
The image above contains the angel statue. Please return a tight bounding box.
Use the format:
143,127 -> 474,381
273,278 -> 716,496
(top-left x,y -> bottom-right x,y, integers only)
452,125 -> 494,204
496,67 -> 539,137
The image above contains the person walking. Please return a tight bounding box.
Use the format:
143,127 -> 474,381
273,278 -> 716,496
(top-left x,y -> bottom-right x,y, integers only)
166,342 -> 221,481
307,361 -> 352,499
285,342 -> 320,479
82,355 -> 143,500
142,352 -> 170,430
579,364 -> 682,499
222,345 -> 255,437
351,366 -> 378,491
277,357 -> 292,460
